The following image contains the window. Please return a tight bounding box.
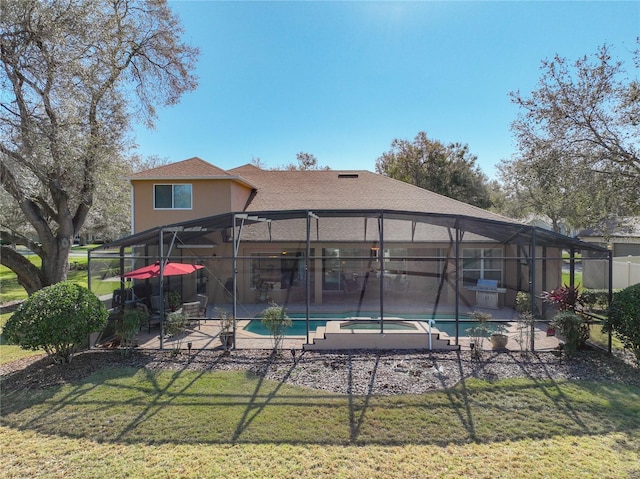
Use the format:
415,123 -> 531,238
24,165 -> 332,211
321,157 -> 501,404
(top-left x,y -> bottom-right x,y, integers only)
251,252 -> 305,289
462,248 -> 503,287
154,184 -> 192,209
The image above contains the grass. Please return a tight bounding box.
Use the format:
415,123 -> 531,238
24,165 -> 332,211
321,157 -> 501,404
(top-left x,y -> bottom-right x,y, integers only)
1,366 -> 639,478
0,248 -> 117,304
0,311 -> 44,363
561,271 -> 583,288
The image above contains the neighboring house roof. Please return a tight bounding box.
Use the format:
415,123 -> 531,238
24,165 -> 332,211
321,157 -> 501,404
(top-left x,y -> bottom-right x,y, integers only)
578,218 -> 640,241
228,164 -> 518,225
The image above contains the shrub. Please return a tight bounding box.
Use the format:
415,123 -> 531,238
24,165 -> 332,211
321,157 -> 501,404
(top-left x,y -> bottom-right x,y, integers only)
604,283 -> 640,364
165,309 -> 187,337
3,281 -> 108,363
465,310 -> 492,357
551,311 -> 589,355
514,291 -> 531,314
515,311 -> 534,354
115,308 -> 146,356
581,288 -> 616,313
260,302 -> 292,354
166,291 -> 182,311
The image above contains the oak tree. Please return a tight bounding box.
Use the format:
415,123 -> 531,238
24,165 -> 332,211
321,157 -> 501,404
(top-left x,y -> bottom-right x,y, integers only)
375,131 -> 491,208
503,43 -> 639,232
0,0 -> 198,294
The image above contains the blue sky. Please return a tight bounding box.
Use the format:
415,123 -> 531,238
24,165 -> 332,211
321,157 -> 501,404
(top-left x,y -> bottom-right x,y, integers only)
133,1 -> 639,179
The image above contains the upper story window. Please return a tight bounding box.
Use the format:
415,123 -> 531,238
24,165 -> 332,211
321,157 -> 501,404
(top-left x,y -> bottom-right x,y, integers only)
154,184 -> 192,209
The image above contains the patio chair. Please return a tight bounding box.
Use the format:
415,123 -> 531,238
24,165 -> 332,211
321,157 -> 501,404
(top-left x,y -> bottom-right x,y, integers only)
182,301 -> 202,330
196,293 -> 208,317
136,302 -> 161,333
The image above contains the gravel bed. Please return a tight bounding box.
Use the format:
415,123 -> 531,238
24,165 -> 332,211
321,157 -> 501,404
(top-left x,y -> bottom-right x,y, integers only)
2,348 -> 638,395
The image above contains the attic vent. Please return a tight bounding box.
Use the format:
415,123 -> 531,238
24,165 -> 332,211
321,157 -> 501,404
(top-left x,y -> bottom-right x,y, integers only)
338,173 -> 359,179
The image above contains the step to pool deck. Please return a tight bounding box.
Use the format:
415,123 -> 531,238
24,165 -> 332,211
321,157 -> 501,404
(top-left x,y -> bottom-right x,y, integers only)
304,319 -> 460,351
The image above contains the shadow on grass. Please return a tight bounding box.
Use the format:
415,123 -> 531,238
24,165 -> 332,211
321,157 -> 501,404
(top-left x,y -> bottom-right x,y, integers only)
1,349 -> 639,447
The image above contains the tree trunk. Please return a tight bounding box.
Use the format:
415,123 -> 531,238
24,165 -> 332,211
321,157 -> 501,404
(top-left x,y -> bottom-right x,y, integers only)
0,246 -> 44,295
40,234 -> 72,287
0,233 -> 72,296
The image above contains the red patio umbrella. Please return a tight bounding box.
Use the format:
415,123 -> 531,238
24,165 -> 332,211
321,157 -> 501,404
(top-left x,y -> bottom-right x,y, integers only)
122,261 -> 204,280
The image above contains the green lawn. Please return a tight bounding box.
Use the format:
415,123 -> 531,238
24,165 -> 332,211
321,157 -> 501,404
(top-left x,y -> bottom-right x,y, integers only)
561,271 -> 583,288
0,249 -> 116,304
1,367 -> 638,478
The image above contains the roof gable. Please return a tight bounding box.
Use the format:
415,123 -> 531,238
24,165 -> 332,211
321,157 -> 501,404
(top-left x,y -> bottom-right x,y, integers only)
129,157 -> 232,179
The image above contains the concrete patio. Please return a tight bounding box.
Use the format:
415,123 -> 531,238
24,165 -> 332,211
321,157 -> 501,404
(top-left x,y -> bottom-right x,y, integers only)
131,315 -> 562,352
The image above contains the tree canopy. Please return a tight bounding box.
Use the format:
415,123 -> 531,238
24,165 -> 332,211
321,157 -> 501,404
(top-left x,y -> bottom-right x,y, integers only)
500,43 -> 639,234
375,131 -> 492,208
0,0 -> 199,294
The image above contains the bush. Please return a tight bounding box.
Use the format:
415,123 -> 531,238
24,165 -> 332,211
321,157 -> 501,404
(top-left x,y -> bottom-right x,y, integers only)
551,311 -> 590,355
260,302 -> 292,354
465,310 -> 492,357
165,309 -> 187,337
604,283 -> 640,364
582,288 -> 617,313
115,308 -> 146,356
514,291 -> 531,314
3,281 -> 108,363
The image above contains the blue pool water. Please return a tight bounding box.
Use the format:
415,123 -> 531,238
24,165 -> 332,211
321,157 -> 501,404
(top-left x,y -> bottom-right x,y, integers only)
243,314 -> 500,337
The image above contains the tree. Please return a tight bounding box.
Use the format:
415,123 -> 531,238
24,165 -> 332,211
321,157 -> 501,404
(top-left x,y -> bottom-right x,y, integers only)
3,281 -> 108,363
283,152 -> 329,171
504,43 -> 640,232
375,131 -> 491,208
0,0 -> 198,294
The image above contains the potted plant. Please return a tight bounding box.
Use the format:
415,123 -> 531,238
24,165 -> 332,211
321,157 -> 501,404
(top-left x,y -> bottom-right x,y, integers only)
489,324 -> 509,350
166,290 -> 182,311
216,308 -> 235,350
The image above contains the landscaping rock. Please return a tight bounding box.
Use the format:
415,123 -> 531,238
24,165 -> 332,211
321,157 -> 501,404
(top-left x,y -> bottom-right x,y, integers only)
2,348 -> 638,395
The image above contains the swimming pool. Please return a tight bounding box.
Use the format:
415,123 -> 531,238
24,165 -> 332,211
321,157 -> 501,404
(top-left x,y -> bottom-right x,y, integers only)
242,315 -> 501,337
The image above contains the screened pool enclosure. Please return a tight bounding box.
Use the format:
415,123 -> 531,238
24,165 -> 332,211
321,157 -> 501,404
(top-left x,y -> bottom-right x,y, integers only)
89,209 -> 611,351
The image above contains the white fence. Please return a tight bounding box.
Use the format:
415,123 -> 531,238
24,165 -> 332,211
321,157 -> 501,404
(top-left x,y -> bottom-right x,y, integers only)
583,256 -> 640,290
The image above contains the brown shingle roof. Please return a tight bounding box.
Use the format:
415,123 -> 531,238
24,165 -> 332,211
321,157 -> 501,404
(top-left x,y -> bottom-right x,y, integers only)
228,165 -> 518,224
129,157 -> 232,179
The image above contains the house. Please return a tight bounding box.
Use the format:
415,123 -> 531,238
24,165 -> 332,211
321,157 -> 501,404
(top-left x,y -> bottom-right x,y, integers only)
578,218 -> 640,289
91,157 -> 609,342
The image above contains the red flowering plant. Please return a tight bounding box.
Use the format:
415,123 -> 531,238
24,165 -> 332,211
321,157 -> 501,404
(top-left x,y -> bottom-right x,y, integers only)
541,284 -> 586,313
542,284 -> 590,350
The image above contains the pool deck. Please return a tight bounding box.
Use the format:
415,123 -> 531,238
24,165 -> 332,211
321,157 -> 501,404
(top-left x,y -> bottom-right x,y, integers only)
129,315 -> 561,352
